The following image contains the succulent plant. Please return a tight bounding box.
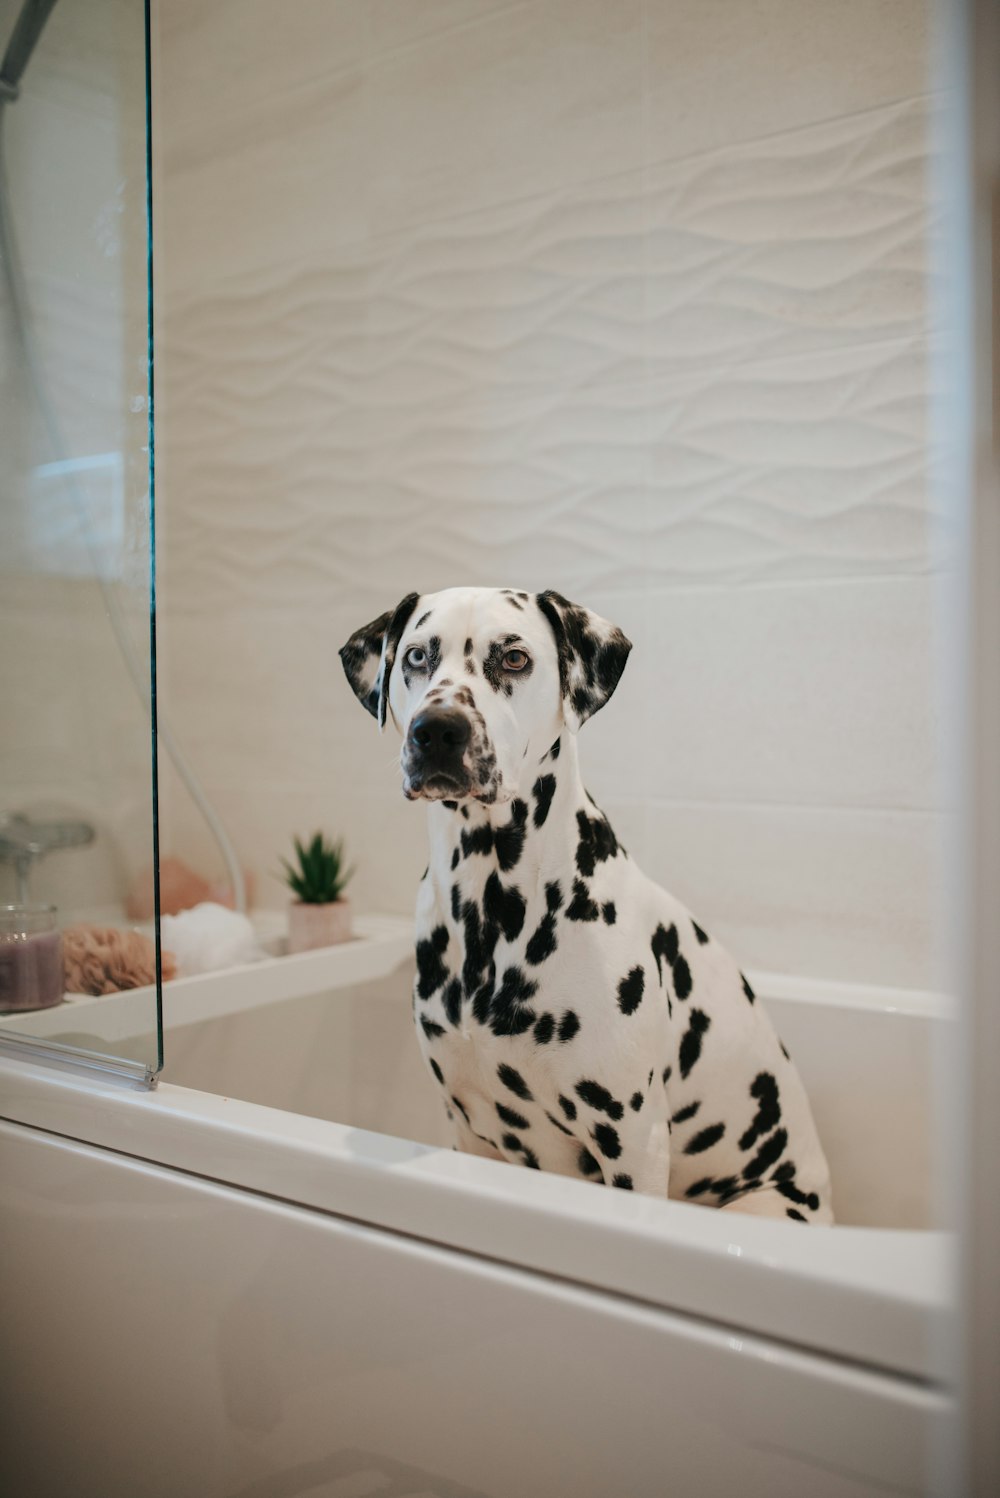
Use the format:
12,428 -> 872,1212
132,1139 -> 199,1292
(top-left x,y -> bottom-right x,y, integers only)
281,832 -> 353,905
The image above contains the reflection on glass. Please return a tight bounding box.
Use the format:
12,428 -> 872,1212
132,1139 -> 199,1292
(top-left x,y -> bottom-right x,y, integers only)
0,0 -> 160,1074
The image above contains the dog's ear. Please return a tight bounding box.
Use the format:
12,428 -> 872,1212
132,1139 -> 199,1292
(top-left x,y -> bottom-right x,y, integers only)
536,591 -> 632,732
340,593 -> 420,729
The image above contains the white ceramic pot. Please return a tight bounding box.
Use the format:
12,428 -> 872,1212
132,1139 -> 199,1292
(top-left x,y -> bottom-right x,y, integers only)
287,898 -> 352,954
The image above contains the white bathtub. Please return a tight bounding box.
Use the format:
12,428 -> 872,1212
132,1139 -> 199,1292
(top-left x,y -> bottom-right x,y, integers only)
0,921 -> 953,1497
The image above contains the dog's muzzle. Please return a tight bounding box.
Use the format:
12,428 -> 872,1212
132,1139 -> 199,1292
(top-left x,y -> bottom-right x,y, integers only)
404,707 -> 473,797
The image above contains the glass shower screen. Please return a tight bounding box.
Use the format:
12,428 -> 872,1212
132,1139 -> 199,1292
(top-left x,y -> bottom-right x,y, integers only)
0,0 -> 161,1080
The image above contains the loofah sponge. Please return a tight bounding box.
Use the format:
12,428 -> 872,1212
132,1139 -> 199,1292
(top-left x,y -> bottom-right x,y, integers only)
159,902 -> 261,976
63,925 -> 176,996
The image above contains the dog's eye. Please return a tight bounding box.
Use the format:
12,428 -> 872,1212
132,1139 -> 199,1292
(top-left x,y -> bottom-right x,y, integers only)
404,646 -> 427,669
503,648 -> 529,672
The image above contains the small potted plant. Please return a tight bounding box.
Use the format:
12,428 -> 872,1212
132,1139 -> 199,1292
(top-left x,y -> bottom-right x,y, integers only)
282,832 -> 354,953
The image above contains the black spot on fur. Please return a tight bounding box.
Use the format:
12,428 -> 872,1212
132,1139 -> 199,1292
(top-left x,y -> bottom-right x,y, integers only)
662,1066 -> 672,1085
679,1009 -> 710,1079
558,1009 -> 580,1043
743,1127 -> 789,1180
450,1095 -> 469,1123
451,848 -> 460,871
780,1040 -> 791,1061
692,920 -> 709,945
577,1147 -> 603,1178
601,902 -> 617,925
545,880 -> 563,912
575,1079 -> 624,1121
671,1101 -> 700,1124
787,1208 -> 807,1222
575,809 -> 619,878
464,637 -> 474,655
712,1178 -> 744,1203
495,800 -> 528,871
684,1121 -> 726,1155
775,1179 -> 821,1212
460,899 -> 497,1005
416,926 -> 449,999
429,1059 -> 444,1085
545,1110 -> 573,1137
496,1102 -> 529,1130
469,974 -> 495,1031
672,955 -> 692,1001
548,738 -> 561,760
501,1132 -> 523,1153
489,965 -> 538,1036
521,1147 -> 540,1169
438,978 -> 460,1028
415,611 -> 431,629
498,1063 -> 533,1101
532,774 -> 557,828
525,913 -> 558,966
483,872 -> 527,943
630,1091 -> 644,1112
684,1178 -> 714,1199
617,965 -> 645,1016
558,1093 -> 577,1121
612,1173 -> 633,1190
420,1017 -> 445,1041
651,923 -> 679,981
450,883 -> 461,922
738,1072 -> 782,1152
566,879 -> 599,922
592,1122 -> 622,1159
461,824 -> 494,860
742,973 -> 756,1004
533,1011 -> 555,1045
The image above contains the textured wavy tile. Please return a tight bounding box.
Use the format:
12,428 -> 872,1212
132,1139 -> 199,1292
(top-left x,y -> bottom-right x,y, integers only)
643,0 -> 929,167
161,335 -> 939,605
643,799 -> 941,990
644,338 -> 944,584
159,98 -> 940,598
643,98 -> 935,373
165,96 -> 932,416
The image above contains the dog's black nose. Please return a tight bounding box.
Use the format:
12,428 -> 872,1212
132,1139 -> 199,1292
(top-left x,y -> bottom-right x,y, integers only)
409,708 -> 471,763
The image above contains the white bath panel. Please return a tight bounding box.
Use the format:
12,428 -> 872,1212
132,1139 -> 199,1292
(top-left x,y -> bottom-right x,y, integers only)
0,1121 -> 949,1498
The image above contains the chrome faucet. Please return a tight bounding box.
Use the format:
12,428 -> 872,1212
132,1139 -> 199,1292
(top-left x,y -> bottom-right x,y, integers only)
0,813 -> 95,903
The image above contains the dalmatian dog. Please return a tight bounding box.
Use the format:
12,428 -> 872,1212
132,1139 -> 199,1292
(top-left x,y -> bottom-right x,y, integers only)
341,587 -> 833,1222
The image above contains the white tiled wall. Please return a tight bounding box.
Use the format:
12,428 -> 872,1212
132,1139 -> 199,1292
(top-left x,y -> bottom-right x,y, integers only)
154,0 -> 947,988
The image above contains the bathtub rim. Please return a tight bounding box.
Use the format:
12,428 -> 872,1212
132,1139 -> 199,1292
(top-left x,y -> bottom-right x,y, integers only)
0,1047 -> 951,1388
0,905 -> 954,1049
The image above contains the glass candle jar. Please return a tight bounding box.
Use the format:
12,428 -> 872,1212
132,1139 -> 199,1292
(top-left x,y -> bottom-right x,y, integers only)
0,905 -> 64,1012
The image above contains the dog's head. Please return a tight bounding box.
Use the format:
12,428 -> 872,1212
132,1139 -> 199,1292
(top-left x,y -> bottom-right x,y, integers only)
339,587 -> 631,804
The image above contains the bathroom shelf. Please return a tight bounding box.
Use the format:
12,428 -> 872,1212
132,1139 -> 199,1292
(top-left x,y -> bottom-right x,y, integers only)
0,912 -> 414,1048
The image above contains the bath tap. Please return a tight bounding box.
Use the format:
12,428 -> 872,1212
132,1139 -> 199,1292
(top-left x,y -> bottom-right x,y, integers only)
0,812 -> 95,903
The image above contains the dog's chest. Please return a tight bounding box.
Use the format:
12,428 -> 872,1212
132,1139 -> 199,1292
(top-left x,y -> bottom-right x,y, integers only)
413,867 -> 664,1115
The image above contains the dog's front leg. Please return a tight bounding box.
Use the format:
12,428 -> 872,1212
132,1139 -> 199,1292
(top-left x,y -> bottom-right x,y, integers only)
447,1107 -> 506,1162
571,1104 -> 672,1199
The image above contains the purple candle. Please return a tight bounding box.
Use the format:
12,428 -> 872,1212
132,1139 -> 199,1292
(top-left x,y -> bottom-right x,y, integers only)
0,906 -> 64,1012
